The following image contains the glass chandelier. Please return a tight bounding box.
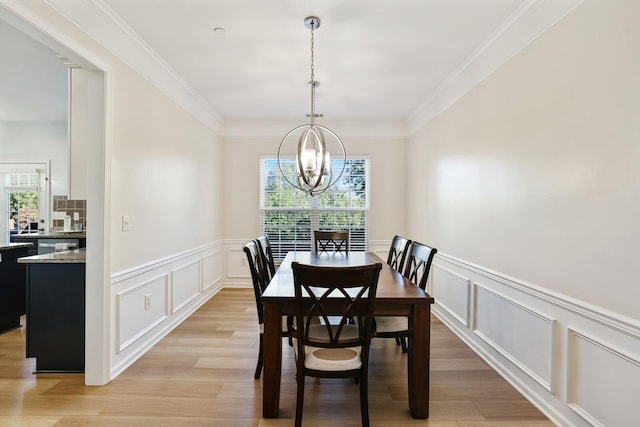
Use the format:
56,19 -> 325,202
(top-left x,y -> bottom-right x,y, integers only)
278,16 -> 346,197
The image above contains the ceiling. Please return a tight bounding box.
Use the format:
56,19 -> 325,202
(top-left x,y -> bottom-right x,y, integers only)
0,0 -> 580,130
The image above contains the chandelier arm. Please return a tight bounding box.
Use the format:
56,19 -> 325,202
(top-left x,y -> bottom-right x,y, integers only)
278,125 -> 312,193
278,16 -> 347,197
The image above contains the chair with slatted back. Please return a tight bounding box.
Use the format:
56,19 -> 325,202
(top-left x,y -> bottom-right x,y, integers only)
386,235 -> 412,272
243,240 -> 288,379
289,261 -> 382,427
256,234 -> 276,280
314,230 -> 349,253
374,241 -> 437,353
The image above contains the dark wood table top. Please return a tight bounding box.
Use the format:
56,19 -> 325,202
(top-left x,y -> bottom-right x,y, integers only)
262,251 -> 434,305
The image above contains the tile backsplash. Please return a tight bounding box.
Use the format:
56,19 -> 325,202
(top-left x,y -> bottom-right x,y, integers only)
52,195 -> 87,230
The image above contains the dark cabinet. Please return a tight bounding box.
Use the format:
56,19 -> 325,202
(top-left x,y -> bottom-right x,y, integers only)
0,246 -> 28,334
25,262 -> 85,372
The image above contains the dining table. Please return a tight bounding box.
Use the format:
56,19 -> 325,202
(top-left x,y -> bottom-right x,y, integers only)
261,251 -> 435,419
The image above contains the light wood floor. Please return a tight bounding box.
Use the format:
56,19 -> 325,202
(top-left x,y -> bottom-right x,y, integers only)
0,288 -> 554,426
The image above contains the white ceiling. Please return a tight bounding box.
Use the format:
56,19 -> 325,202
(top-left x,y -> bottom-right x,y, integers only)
100,0 -> 524,123
0,0 -> 581,129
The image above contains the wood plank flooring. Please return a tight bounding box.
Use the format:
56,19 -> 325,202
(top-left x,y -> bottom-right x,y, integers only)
0,288 -> 554,426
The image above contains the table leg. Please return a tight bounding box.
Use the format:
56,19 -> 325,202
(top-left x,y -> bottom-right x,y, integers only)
262,302 -> 282,418
408,304 -> 430,418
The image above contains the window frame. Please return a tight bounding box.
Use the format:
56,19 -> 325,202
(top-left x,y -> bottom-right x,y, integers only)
260,155 -> 370,261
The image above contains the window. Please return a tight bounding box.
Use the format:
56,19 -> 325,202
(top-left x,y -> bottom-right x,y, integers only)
260,157 -> 369,261
1,163 -> 48,242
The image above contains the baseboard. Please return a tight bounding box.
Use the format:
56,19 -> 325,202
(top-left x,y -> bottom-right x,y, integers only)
431,253 -> 640,426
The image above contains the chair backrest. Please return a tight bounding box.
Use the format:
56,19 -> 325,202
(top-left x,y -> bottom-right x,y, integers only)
290,262 -> 382,352
243,240 -> 270,323
255,235 -> 276,280
314,230 -> 349,253
386,235 -> 412,272
403,241 -> 438,290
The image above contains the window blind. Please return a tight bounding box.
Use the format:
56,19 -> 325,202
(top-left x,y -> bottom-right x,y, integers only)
260,156 -> 369,261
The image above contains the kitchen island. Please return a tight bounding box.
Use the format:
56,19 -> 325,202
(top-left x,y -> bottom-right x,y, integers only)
18,248 -> 86,372
0,243 -> 32,334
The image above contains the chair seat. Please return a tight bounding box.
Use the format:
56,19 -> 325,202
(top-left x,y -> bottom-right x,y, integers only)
293,323 -> 362,371
375,316 -> 408,333
293,339 -> 362,371
304,346 -> 362,371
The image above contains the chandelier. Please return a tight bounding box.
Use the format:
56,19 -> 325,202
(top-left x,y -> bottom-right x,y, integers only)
278,16 -> 346,197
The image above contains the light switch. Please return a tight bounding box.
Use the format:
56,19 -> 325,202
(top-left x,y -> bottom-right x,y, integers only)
122,215 -> 130,232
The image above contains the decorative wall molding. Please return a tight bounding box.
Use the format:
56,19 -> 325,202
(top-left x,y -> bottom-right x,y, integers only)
472,283 -> 555,392
566,328 -> 640,427
110,242 -> 223,379
436,252 -> 640,340
202,250 -> 221,292
111,242 -> 220,284
432,253 -> 640,426
43,0 -> 222,132
170,260 -> 201,314
222,120 -> 408,139
115,273 -> 168,353
431,264 -> 471,327
36,0 -> 583,138
407,0 -> 584,133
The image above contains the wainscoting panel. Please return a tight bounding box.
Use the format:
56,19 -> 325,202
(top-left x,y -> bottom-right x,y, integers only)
430,252 -> 640,426
171,260 -> 201,314
474,284 -> 555,391
110,242 -> 222,379
227,248 -> 247,279
202,251 -> 221,291
567,329 -> 640,427
115,274 -> 168,353
431,265 -> 470,327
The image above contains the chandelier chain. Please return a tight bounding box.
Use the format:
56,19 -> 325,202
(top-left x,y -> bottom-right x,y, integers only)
310,20 -> 316,125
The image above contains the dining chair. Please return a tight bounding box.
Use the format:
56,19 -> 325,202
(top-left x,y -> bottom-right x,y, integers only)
386,235 -> 412,272
374,241 -> 437,353
243,240 -> 288,379
314,230 -> 349,252
289,261 -> 382,427
255,234 -> 276,280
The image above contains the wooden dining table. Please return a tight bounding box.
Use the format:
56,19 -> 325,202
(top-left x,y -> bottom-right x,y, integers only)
261,251 -> 435,419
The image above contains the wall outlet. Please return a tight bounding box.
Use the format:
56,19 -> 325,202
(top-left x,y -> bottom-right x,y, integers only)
122,215 -> 130,232
144,294 -> 151,310
73,212 -> 80,221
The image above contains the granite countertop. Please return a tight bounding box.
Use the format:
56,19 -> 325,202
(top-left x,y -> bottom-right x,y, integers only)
13,232 -> 86,239
0,242 -> 33,251
18,248 -> 86,264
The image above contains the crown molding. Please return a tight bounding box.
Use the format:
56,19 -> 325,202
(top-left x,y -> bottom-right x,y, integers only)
42,0 -> 223,133
407,0 -> 584,135
221,120 -> 409,139
13,0 -> 582,138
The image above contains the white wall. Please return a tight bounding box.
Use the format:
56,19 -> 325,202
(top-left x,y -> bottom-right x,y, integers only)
222,128 -> 407,241
0,0 -> 225,382
408,0 -> 640,425
0,122 -> 68,199
221,127 -> 407,285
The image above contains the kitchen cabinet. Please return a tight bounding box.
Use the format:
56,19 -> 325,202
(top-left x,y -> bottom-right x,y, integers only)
0,243 -> 30,334
20,249 -> 85,372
